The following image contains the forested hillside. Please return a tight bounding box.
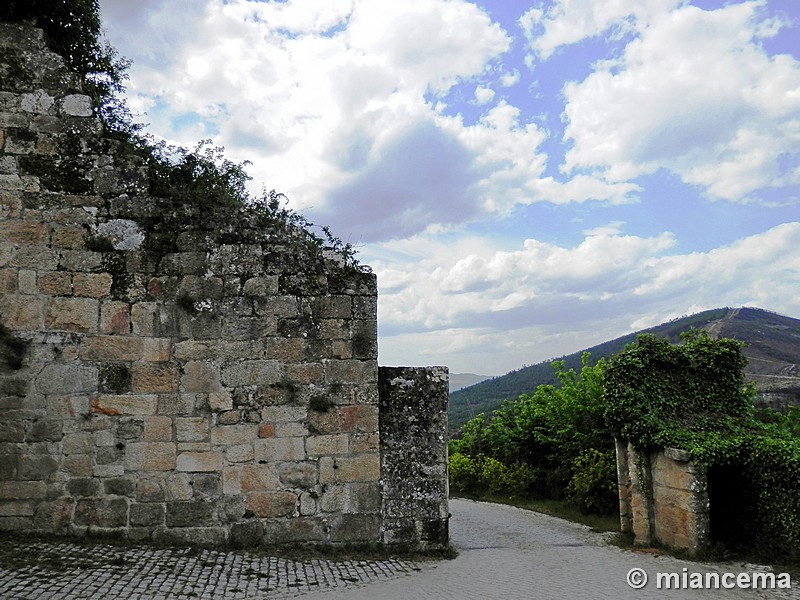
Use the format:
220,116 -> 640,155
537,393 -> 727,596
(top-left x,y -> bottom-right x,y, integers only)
450,307 -> 800,430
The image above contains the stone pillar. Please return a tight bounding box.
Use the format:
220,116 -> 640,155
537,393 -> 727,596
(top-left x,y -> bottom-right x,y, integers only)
615,438 -> 633,535
615,441 -> 710,554
378,366 -> 449,551
651,447 -> 709,552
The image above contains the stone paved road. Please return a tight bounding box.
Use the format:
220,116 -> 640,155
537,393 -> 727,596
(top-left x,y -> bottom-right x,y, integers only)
1,499 -> 798,599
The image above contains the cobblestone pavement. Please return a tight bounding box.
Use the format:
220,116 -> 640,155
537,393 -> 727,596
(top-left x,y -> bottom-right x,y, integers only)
1,499 -> 798,599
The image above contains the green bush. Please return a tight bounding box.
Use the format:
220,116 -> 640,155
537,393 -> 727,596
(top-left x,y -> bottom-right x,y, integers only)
448,453 -> 538,497
566,448 -> 618,514
1,0 -> 133,132
449,355 -> 616,513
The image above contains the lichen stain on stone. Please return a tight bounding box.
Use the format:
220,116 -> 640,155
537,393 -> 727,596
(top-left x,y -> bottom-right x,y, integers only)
95,219 -> 144,250
90,398 -> 120,416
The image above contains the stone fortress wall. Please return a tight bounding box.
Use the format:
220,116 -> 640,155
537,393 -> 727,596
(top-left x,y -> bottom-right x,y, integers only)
0,23 -> 448,550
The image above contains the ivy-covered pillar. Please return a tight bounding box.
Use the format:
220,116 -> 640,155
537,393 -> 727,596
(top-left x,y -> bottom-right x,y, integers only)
616,440 -> 655,546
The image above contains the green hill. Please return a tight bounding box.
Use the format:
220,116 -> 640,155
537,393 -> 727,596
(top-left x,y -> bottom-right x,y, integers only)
449,307 -> 800,431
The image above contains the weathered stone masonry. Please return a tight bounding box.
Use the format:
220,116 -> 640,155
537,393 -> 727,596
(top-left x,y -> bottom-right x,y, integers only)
0,23 -> 448,550
616,440 -> 709,554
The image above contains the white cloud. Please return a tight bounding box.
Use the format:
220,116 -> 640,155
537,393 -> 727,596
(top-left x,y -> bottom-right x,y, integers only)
560,1 -> 800,202
474,86 -> 495,105
519,0 -> 681,60
374,222 -> 800,372
102,0 -> 652,243
499,69 -> 521,87
102,0 -> 524,241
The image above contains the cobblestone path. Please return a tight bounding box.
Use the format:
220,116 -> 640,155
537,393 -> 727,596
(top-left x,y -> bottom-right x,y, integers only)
1,499 -> 798,599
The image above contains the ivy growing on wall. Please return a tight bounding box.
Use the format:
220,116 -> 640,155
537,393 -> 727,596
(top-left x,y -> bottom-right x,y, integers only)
604,330 -> 754,452
604,331 -> 800,560
0,1 -> 366,273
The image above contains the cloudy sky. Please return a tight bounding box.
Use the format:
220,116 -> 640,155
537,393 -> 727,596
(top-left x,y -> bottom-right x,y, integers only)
99,0 -> 800,376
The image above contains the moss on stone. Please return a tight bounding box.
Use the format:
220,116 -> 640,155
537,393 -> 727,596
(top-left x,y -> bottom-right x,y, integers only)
98,363 -> 131,394
0,323 -> 28,371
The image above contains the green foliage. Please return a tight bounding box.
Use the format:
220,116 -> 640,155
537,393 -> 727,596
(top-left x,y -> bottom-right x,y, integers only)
448,454 -> 538,497
566,448 -> 618,514
604,330 -> 753,452
450,355 -> 617,514
605,331 -> 800,560
147,140 -> 251,209
1,2 -> 365,270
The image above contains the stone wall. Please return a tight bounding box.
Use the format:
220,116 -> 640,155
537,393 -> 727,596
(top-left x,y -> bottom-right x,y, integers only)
0,22 -> 448,550
616,440 -> 709,554
379,366 -> 449,550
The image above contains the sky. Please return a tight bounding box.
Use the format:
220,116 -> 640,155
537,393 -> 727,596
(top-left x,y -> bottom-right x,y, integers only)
98,0 -> 800,376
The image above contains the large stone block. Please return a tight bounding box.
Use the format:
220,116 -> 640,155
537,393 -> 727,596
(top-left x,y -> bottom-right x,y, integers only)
176,451 -> 223,473
38,271 -> 71,295
74,497 -> 129,528
339,405 -> 378,433
45,296 -> 98,332
143,416 -> 173,442
132,363 -> 178,393
324,359 -> 378,385
99,301 -> 131,334
277,462 -> 318,488
245,491 -> 296,518
0,481 -> 46,499
135,479 -> 166,503
240,464 -> 278,492
175,416 -> 209,442
17,455 -> 58,480
32,498 -> 74,530
0,268 -> 17,293
72,272 -> 112,298
305,434 -> 349,457
0,500 -> 36,517
92,394 -> 157,416
210,423 -> 257,446
80,335 -> 144,361
165,500 -> 215,527
34,363 -> 97,395
0,293 -> 44,330
181,360 -> 221,393
124,442 -> 176,471
0,220 -> 48,244
254,437 -> 305,463
327,514 -> 380,543
335,454 -> 380,483
142,337 -> 171,362
130,502 -> 164,527
221,360 -> 282,387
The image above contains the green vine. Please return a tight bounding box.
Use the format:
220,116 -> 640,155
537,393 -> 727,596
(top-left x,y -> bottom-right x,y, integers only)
604,330 -> 800,559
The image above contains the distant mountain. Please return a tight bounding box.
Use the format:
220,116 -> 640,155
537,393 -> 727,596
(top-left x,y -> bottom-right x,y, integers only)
449,307 -> 800,431
449,373 -> 492,393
